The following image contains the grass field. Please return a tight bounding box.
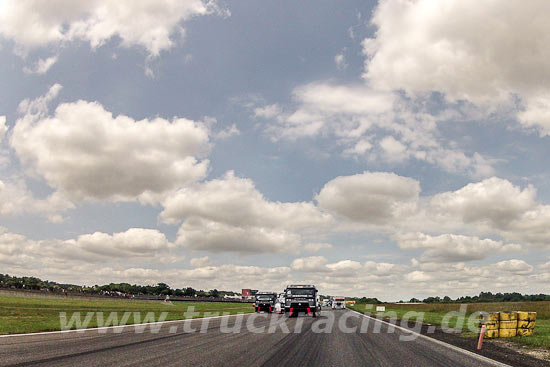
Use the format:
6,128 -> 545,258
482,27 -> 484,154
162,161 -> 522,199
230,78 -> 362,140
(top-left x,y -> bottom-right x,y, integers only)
348,302 -> 550,350
0,295 -> 254,335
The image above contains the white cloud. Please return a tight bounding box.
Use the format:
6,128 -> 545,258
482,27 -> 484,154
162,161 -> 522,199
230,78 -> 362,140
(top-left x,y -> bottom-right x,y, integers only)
0,116 -> 7,142
316,171 -> 419,224
11,85 -> 210,202
254,104 -> 282,119
0,227 -> 178,268
303,242 -> 333,253
1,225 -> 544,299
260,83 -> 394,141
495,259 -> 534,275
291,256 -> 329,272
393,232 -> 521,263
363,261 -> 398,276
0,178 -> 74,221
517,93 -> 550,136
405,271 -> 432,282
291,256 -> 362,277
22,55 -> 58,74
176,217 -> 302,254
312,172 -> 550,252
429,177 -> 537,229
0,228 -> 37,266
72,228 -> 174,258
326,260 -> 362,274
379,135 -> 408,162
363,0 -> 550,103
161,171 -> 330,229
189,256 -> 213,268
397,176 -> 550,249
334,53 -> 347,70
291,82 -> 394,120
214,124 -> 240,140
0,0 -> 227,57
258,82 -> 495,177
0,228 -> 291,290
161,171 -> 331,254
504,205 -> 550,247
17,83 -> 62,115
363,0 -> 550,135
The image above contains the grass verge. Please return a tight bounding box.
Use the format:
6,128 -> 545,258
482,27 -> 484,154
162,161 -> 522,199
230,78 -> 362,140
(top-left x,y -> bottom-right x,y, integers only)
0,295 -> 254,335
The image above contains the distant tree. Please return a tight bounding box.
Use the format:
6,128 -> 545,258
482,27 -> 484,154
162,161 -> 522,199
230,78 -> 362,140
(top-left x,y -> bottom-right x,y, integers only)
209,289 -> 220,298
155,283 -> 170,295
183,287 -> 196,296
196,290 -> 207,297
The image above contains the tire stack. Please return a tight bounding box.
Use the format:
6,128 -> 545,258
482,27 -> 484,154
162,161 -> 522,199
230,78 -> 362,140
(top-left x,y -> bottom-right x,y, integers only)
498,311 -> 518,338
517,312 -> 537,336
480,312 -> 500,338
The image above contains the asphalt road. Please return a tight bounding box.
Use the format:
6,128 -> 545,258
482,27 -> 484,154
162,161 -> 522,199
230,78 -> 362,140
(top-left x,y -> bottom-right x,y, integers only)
0,310 -> 508,367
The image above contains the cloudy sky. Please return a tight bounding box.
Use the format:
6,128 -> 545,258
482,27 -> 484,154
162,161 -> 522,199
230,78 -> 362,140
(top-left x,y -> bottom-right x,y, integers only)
1,0 -> 549,301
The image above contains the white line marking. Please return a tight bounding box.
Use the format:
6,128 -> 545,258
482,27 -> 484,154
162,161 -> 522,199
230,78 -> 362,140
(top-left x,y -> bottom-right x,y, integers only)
0,312 -> 252,338
348,309 -> 511,367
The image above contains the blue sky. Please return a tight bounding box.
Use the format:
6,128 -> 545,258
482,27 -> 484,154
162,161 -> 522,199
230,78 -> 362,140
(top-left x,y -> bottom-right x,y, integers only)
0,0 -> 549,300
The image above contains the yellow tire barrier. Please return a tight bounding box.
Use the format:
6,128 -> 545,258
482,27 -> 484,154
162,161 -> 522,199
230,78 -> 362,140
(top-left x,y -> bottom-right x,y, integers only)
517,328 -> 534,336
479,312 -> 499,338
499,328 -> 517,338
485,329 -> 499,338
517,312 -> 529,328
499,311 -> 517,321
479,311 -> 536,338
499,320 -> 518,329
518,312 -> 536,337
498,312 -> 518,338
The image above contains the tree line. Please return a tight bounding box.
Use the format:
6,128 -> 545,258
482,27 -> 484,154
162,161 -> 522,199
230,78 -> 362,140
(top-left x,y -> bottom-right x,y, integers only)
0,273 -> 238,298
402,291 -> 550,304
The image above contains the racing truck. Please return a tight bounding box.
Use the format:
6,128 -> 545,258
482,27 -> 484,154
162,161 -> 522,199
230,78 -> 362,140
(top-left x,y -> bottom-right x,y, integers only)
254,292 -> 278,312
284,284 -> 319,317
331,296 -> 346,309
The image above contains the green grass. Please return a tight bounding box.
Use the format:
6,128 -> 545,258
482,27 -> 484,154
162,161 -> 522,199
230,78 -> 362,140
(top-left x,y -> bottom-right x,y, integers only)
348,302 -> 550,350
0,295 -> 254,334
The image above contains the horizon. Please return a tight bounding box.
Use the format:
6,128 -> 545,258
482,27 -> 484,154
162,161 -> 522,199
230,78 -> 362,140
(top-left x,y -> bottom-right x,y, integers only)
2,272 -> 549,303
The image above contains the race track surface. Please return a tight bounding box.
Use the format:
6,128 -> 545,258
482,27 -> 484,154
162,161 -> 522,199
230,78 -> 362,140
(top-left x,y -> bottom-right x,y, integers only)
0,310 -> 508,367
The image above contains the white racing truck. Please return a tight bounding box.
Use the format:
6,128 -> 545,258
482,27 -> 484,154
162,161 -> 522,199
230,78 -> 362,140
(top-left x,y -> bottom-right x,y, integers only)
254,292 -> 278,313
284,284 -> 319,317
331,296 -> 346,309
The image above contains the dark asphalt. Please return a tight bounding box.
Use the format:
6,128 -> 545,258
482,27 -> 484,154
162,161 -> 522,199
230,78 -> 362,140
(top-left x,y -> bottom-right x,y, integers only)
0,310 -> 509,367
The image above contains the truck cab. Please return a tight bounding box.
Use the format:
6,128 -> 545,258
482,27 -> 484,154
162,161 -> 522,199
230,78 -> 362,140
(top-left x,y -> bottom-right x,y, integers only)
284,285 -> 319,317
254,292 -> 277,312
331,296 -> 346,309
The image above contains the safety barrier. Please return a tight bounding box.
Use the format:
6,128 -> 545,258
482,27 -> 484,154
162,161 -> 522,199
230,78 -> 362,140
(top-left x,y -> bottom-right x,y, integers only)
479,311 -> 536,338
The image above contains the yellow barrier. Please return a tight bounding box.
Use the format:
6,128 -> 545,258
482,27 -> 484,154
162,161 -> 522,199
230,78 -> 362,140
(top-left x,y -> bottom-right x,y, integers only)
498,311 -> 518,338
480,311 -> 536,338
517,328 -> 534,336
517,311 -> 536,337
479,312 -> 499,338
499,311 -> 517,321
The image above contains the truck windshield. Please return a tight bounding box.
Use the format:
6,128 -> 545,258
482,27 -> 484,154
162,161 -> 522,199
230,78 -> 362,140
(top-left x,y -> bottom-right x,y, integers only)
256,296 -> 273,300
287,289 -> 314,296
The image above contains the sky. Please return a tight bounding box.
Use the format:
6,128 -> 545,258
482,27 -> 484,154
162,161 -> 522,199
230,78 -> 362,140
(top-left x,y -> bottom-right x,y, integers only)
0,0 -> 549,301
